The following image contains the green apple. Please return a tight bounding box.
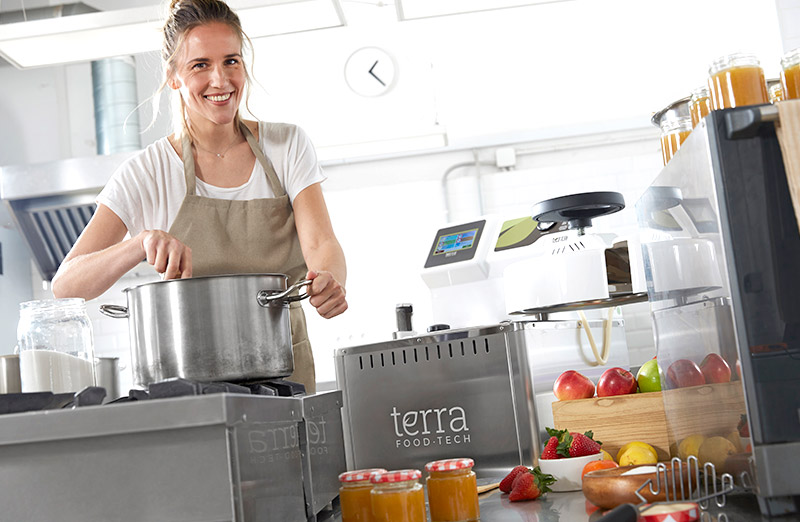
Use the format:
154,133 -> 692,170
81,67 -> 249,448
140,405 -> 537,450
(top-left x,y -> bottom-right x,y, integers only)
637,359 -> 663,393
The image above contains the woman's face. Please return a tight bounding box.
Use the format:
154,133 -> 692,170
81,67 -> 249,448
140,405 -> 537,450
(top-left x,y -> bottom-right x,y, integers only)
170,22 -> 245,127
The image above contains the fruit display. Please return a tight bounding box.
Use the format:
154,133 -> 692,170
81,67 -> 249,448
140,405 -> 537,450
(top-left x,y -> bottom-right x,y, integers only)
699,353 -> 732,384
540,427 -> 603,459
596,367 -> 638,397
498,466 -> 556,502
697,436 -> 737,471
581,459 -> 618,478
553,370 -> 595,400
666,359 -> 706,388
636,359 -> 663,392
678,434 -> 706,460
615,441 -> 659,466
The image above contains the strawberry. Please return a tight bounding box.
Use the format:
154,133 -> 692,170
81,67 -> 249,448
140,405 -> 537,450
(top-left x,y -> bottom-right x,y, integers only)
508,466 -> 556,502
499,465 -> 530,493
540,436 -> 561,460
557,431 -> 602,458
738,414 -> 750,437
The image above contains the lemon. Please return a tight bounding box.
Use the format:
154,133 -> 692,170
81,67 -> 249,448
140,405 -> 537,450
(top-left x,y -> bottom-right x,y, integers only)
616,441 -> 658,463
678,434 -> 706,460
600,450 -> 614,461
698,436 -> 737,472
619,446 -> 658,466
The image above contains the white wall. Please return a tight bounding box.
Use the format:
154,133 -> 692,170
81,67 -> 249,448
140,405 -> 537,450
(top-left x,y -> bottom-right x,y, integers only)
0,0 -> 792,387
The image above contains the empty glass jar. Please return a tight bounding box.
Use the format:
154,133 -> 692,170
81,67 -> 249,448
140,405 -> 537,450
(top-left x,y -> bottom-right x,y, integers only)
17,299 -> 96,393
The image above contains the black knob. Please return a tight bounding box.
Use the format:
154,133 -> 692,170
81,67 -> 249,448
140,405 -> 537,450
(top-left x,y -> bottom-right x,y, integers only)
427,324 -> 450,332
532,191 -> 625,230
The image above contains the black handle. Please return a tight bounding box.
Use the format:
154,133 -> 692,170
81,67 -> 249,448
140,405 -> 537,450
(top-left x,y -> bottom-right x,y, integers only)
724,104 -> 778,139
596,503 -> 639,522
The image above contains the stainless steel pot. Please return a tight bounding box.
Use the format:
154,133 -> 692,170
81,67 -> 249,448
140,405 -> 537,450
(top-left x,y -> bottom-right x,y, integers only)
100,274 -> 310,387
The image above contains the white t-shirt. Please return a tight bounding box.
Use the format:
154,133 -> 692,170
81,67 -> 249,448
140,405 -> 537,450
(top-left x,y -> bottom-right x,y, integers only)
97,121 -> 326,236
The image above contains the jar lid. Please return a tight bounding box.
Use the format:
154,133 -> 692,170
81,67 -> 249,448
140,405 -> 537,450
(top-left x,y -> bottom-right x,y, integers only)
339,468 -> 387,483
425,458 -> 475,472
690,85 -> 709,100
370,469 -> 422,484
781,48 -> 800,69
660,116 -> 693,134
651,96 -> 690,128
708,52 -> 761,75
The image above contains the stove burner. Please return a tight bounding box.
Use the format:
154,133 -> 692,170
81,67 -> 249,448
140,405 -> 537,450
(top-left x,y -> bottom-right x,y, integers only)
0,386 -> 106,415
0,377 -> 305,414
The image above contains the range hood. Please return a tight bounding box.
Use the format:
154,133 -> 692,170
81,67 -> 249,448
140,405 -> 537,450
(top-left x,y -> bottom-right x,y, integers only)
0,152 -> 134,280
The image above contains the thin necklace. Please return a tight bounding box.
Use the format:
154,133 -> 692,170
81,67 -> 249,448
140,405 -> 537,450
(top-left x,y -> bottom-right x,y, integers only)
193,133 -> 240,159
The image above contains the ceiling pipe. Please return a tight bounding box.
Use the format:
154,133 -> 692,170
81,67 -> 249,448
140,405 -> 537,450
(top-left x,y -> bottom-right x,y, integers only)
91,56 -> 141,154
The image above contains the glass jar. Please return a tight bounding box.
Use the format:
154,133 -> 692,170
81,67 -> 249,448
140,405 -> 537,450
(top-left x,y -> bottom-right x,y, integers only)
708,53 -> 769,109
660,116 -> 693,166
369,470 -> 425,522
689,86 -> 711,128
425,458 -> 479,522
17,299 -> 95,393
769,82 -> 784,103
781,48 -> 800,100
339,468 -> 387,522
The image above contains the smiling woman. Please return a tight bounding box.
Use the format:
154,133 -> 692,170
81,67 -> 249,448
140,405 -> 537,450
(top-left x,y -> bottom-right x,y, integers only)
50,0 -> 349,394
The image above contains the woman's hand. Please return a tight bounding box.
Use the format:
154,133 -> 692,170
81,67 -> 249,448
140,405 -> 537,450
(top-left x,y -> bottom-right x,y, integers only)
139,230 -> 193,280
306,269 -> 347,319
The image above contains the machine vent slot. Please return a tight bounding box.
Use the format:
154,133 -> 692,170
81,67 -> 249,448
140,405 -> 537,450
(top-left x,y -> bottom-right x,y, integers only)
353,335 -> 496,371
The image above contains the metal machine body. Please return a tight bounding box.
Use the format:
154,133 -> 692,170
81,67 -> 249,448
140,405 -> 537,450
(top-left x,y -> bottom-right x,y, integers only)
0,390 -> 345,522
333,318 -> 629,477
636,107 -> 800,516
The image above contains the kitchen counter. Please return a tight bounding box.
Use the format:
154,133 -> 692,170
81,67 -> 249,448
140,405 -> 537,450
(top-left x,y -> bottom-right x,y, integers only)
318,488 -> 800,522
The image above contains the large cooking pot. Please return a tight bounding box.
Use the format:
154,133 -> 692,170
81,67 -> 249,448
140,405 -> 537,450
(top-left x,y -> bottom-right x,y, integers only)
100,274 -> 310,387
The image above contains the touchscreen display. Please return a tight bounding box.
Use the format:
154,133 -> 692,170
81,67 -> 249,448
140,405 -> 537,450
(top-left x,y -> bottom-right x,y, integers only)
433,228 -> 478,255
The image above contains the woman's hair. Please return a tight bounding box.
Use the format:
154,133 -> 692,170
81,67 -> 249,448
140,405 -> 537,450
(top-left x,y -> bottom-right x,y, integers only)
150,0 -> 255,137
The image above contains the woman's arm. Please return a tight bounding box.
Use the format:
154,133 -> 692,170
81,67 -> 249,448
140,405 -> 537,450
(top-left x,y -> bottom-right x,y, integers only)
293,183 -> 348,319
52,204 -> 192,300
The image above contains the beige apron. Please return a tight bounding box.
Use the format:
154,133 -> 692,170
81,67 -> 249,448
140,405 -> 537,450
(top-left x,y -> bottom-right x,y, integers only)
168,122 -> 316,393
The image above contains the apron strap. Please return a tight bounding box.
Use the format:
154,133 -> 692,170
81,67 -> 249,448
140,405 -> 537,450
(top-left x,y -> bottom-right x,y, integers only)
240,121 -> 286,197
180,131 -> 197,197
179,121 -> 286,198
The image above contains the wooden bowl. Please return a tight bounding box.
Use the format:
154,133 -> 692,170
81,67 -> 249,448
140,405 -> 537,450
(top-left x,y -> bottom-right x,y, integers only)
582,464 -> 691,510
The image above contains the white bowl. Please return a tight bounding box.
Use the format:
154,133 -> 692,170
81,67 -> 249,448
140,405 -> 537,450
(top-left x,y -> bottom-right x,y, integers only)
537,453 -> 602,492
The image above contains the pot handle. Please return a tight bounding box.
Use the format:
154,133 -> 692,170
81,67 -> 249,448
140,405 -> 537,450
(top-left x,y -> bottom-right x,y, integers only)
257,279 -> 312,307
99,304 -> 130,318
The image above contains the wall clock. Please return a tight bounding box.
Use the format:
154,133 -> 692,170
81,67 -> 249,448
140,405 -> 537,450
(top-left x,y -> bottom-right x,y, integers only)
344,47 -> 398,97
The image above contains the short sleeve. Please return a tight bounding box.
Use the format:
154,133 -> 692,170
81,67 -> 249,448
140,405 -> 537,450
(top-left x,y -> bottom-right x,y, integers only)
262,122 -> 327,202
96,158 -> 148,236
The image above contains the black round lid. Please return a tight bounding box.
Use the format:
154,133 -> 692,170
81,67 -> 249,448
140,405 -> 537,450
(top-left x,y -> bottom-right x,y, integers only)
532,191 -> 625,230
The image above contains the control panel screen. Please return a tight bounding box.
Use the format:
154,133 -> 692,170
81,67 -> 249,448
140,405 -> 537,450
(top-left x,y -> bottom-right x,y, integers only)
433,228 -> 478,256
424,220 -> 486,268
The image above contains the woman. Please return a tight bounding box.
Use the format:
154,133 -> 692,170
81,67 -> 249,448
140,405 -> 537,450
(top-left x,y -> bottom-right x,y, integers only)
52,0 -> 347,394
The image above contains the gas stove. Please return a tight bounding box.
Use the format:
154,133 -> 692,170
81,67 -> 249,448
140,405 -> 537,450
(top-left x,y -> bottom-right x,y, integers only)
0,379 -> 345,522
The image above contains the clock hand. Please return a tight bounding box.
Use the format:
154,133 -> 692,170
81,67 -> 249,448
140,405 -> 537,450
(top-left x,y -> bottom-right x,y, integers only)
368,60 -> 386,86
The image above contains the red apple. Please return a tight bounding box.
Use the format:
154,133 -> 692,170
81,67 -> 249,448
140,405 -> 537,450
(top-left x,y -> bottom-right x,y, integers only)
596,367 -> 637,397
666,359 -> 706,388
699,353 -> 731,384
553,370 -> 595,400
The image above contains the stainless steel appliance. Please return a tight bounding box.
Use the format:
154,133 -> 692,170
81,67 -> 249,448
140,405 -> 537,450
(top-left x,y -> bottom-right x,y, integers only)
334,318 -> 628,477
0,383 -> 345,522
636,105 -> 800,516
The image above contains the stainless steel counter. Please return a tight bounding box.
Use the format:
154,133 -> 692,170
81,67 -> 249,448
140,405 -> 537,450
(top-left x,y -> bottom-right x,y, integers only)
318,489 -> 800,522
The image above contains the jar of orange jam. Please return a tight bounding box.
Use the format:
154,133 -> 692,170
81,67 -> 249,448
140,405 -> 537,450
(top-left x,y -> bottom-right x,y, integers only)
708,53 -> 768,109
689,86 -> 711,128
781,48 -> 800,100
659,116 -> 692,165
339,468 -> 387,522
425,458 -> 480,522
370,469 -> 426,522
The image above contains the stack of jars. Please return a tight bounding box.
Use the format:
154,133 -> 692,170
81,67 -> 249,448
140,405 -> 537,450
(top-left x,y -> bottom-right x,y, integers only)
338,458 -> 480,522
657,48 -> 800,166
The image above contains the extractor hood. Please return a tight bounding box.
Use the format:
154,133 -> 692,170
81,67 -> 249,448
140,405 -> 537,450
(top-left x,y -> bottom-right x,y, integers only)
0,152 -> 134,280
